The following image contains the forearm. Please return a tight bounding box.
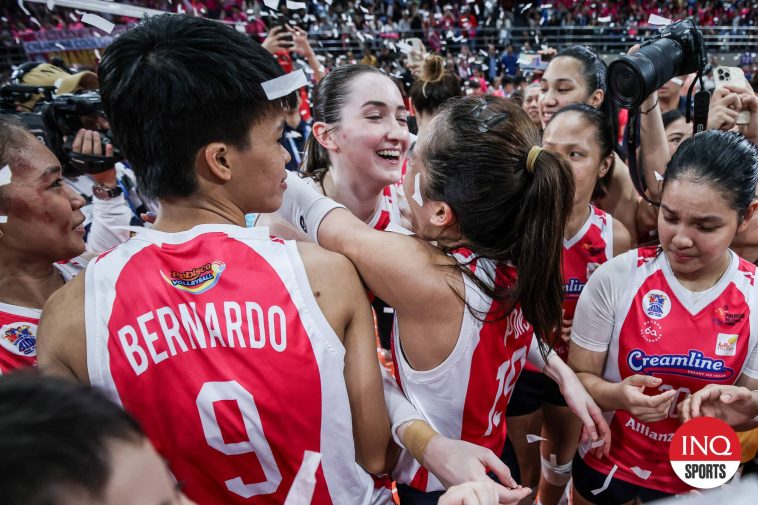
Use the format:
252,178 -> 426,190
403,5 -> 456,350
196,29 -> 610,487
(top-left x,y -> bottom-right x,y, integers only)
638,92 -> 668,199
576,372 -> 625,412
304,49 -> 326,83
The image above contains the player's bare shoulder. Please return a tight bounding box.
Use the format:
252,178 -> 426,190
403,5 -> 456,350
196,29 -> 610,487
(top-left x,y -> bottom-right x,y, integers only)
37,272 -> 88,382
295,241 -> 368,341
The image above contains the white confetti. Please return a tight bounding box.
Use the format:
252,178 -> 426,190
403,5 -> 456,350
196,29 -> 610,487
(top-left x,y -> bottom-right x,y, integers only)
526,434 -> 547,443
283,451 -> 321,505
630,466 -> 652,480
591,464 -> 618,495
520,3 -> 533,14
654,171 -> 664,182
285,131 -> 302,139
261,69 -> 307,100
0,165 -> 11,187
263,0 -> 279,10
54,43 -> 65,50
0,216 -> 7,223
411,173 -> 423,207
46,0 -> 54,9
480,49 -> 489,57
590,439 -> 605,448
94,49 -> 102,60
598,15 -> 612,23
286,0 -> 306,10
29,16 -> 41,28
81,13 -> 115,34
648,13 -> 672,26
18,0 -> 30,16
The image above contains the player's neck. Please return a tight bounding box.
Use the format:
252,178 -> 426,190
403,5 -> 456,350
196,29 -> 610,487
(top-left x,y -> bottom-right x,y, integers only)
672,250 -> 731,292
565,202 -> 591,240
0,259 -> 64,310
150,198 -> 246,233
321,170 -> 385,224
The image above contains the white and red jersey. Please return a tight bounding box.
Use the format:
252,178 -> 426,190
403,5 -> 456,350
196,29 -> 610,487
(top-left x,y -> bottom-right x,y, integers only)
572,247 -> 758,494
0,257 -> 87,374
369,184 -> 403,232
84,224 -> 375,505
524,205 -> 613,370
391,250 -> 534,492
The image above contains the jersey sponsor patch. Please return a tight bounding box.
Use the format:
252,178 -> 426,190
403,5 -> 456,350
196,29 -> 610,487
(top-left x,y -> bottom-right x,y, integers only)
642,289 -> 671,320
0,322 -> 37,357
160,260 -> 226,294
564,277 -> 586,297
714,333 -> 738,357
627,349 -> 735,381
640,319 -> 663,343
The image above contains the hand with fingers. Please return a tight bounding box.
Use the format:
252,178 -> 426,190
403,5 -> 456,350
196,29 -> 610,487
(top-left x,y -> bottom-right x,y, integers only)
439,481 -> 503,505
619,375 -> 677,423
261,25 -> 295,55
72,128 -> 116,186
725,84 -> 758,144
559,369 -> 612,459
678,384 -> 758,426
423,436 -> 531,504
289,26 -> 312,57
707,87 -> 743,131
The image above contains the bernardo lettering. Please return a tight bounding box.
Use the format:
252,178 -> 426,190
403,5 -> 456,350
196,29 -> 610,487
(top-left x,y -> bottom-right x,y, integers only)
117,301 -> 287,375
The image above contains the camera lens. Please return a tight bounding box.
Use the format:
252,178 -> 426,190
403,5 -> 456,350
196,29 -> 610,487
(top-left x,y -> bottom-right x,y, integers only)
725,72 -> 731,79
608,63 -> 642,108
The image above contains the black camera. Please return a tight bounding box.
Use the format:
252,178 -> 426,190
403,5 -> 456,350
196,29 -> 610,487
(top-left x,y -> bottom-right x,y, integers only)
0,85 -> 122,175
607,19 -> 706,109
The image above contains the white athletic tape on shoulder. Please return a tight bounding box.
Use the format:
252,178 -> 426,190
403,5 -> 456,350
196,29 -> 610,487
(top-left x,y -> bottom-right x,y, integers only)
262,70 -> 307,100
526,434 -> 547,443
0,165 -> 11,187
630,466 -> 652,480
591,464 -> 618,495
283,451 -> 321,505
81,12 -> 115,33
411,173 -> 423,207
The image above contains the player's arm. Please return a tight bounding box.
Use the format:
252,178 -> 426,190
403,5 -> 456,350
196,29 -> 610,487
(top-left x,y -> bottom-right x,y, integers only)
679,383 -> 758,428
36,273 -> 89,384
298,243 -> 391,474
278,172 -> 460,321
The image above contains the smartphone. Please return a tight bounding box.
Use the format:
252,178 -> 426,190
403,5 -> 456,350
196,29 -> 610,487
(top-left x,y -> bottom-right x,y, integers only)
714,66 -> 751,125
277,16 -> 294,47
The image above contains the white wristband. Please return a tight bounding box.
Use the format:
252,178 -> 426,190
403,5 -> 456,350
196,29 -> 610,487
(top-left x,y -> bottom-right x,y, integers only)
276,171 -> 345,244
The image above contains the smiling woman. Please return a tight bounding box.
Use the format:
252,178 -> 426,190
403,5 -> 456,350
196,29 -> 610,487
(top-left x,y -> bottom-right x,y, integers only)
0,116 -> 88,373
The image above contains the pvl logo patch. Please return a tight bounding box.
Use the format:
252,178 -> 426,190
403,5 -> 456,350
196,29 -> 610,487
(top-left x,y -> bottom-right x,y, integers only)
642,289 -> 671,320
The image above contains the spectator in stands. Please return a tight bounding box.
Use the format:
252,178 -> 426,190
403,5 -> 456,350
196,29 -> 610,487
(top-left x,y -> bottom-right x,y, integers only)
522,82 -> 542,126
501,43 -> 519,77
662,109 -> 692,157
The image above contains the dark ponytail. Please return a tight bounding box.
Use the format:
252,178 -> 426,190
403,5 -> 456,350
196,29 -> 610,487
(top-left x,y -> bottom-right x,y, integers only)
302,64 -> 384,183
419,96 -> 574,356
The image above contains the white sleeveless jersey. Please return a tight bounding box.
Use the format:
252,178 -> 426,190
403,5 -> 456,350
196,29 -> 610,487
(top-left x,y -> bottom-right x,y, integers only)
391,250 -> 534,492
84,224 -> 376,505
0,256 -> 87,374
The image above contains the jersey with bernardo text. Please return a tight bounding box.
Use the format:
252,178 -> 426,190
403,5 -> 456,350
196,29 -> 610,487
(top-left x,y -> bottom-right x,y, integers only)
84,225 -> 374,505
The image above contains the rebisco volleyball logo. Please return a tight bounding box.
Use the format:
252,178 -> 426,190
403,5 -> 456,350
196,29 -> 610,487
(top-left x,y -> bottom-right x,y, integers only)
160,260 -> 226,295
669,417 -> 741,489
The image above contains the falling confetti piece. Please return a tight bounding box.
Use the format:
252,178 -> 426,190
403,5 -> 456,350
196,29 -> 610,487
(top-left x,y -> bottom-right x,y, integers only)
81,13 -> 115,34
526,434 -> 547,443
